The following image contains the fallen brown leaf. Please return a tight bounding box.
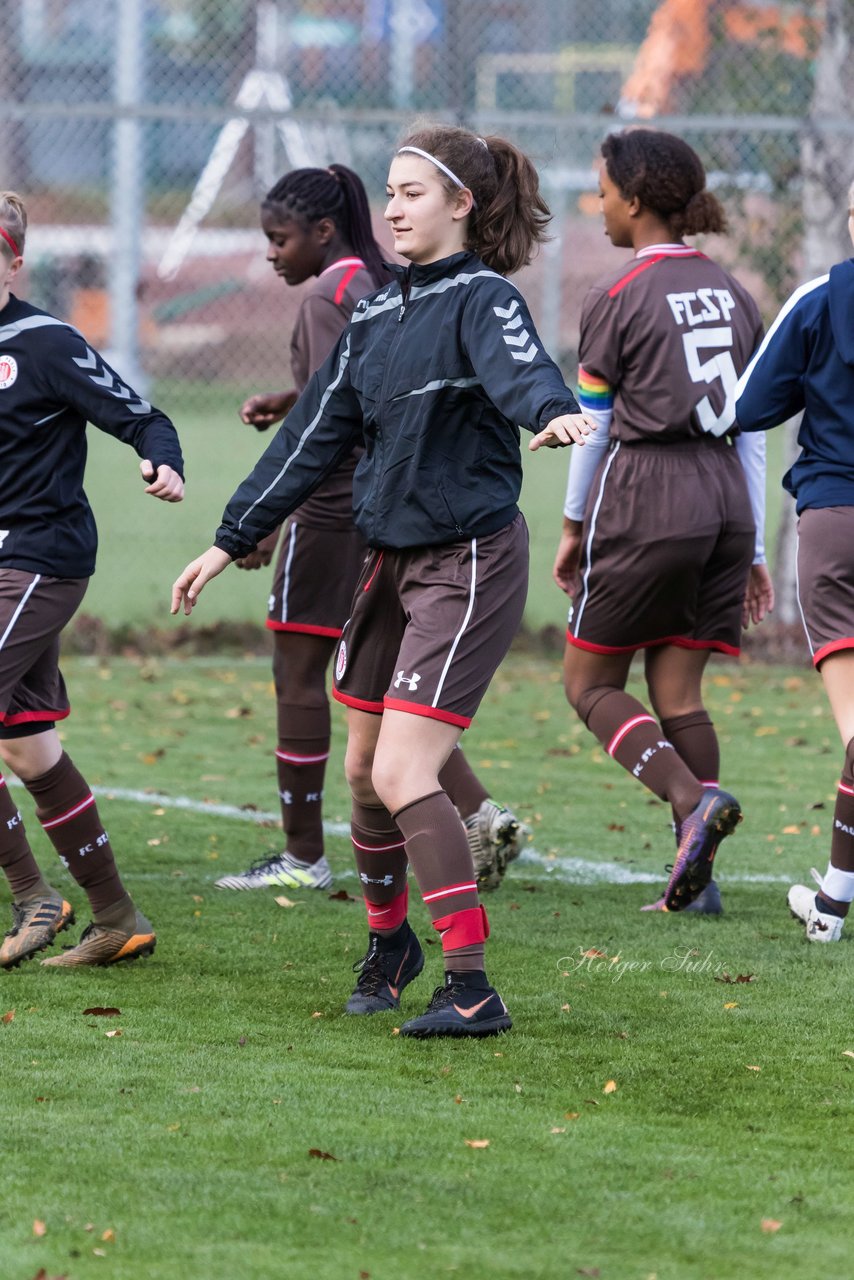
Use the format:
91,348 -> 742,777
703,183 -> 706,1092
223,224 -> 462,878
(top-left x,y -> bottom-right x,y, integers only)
746,1065 -> 761,1072
603,1080 -> 618,1094
551,1127 -> 566,1134
83,1007 -> 120,1017
723,1002 -> 738,1010
464,1139 -> 490,1149
582,948 -> 607,959
3,1009 -> 14,1024
761,1218 -> 782,1233
565,1111 -> 581,1120
327,889 -> 356,902
104,1029 -> 122,1038
274,896 -> 296,908
308,1148 -> 337,1161
101,1229 -> 115,1243
843,1050 -> 854,1059
33,1219 -> 47,1237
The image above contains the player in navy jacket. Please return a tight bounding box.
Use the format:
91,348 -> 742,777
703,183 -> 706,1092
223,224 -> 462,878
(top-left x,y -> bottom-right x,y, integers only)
173,124 -> 593,1038
735,177 -> 854,942
0,191 -> 184,969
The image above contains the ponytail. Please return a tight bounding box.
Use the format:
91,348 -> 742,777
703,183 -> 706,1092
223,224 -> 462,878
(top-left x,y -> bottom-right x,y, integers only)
601,129 -> 727,237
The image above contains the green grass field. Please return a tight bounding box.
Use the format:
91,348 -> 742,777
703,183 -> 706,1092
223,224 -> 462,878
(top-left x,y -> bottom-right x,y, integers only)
79,382 -> 788,632
2,649 -> 852,1280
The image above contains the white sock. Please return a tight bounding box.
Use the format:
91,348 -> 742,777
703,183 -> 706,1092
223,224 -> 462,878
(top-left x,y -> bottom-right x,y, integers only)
820,862 -> 854,903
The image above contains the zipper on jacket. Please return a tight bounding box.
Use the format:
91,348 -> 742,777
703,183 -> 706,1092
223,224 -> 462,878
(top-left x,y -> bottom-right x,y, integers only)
398,273 -> 411,322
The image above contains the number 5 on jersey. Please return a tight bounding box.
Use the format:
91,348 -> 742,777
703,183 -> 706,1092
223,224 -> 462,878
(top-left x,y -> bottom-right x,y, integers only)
682,326 -> 738,436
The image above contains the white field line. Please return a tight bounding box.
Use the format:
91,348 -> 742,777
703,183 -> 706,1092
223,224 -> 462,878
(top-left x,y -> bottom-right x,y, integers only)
8,780 -> 791,887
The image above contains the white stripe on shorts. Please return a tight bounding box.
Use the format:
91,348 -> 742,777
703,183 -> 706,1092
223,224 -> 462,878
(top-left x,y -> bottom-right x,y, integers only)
0,573 -> 41,653
573,442 -> 620,638
794,522 -> 814,658
432,539 -> 477,709
279,522 -> 299,624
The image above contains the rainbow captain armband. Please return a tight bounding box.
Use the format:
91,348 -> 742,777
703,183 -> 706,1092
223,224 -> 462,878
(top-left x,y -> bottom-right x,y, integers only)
577,364 -> 614,413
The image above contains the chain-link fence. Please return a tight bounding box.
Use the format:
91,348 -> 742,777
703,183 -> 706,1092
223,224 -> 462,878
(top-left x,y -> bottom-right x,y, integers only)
1,0 -> 852,626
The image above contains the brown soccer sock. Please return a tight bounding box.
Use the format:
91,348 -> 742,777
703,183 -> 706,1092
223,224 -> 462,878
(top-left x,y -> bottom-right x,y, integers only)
392,790 -> 484,971
438,746 -> 489,820
351,800 -> 408,935
272,632 -> 336,864
275,733 -> 329,864
578,687 -> 704,822
660,711 -> 720,788
661,710 -> 720,835
26,752 -> 129,918
0,773 -> 51,901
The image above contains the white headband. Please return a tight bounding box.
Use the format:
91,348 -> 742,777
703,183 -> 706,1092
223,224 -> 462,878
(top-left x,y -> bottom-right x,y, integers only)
397,146 -> 477,206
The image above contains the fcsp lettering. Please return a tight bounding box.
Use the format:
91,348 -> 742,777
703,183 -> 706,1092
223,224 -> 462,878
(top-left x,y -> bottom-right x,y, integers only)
666,288 -> 735,326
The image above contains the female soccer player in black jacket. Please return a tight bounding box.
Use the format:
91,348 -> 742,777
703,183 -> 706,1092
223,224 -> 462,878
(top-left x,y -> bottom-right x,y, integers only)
173,126 -> 591,1037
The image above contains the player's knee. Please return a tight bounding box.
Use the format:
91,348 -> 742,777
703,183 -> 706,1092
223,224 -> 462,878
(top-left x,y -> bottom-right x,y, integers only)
344,743 -> 377,804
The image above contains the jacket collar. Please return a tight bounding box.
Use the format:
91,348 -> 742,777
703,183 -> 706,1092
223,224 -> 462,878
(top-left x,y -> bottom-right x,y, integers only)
384,250 -> 480,286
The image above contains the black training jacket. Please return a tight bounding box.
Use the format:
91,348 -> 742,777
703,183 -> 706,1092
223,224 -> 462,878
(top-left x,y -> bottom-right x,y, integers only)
0,294 -> 184,578
216,250 -> 579,556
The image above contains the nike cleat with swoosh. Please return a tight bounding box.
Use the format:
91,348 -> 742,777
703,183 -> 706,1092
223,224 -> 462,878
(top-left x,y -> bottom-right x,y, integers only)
345,924 -> 424,1014
400,973 -> 512,1038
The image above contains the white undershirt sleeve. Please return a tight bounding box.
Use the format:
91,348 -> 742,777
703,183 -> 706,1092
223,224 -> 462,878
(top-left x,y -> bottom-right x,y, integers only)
734,429 -> 767,564
562,407 -> 613,520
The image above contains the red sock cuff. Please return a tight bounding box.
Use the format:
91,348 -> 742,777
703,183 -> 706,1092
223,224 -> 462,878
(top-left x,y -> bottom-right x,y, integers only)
365,886 -> 408,932
432,904 -> 489,951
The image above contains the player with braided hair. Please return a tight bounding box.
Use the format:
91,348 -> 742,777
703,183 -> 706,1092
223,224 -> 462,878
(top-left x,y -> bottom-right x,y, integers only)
215,164 -> 529,898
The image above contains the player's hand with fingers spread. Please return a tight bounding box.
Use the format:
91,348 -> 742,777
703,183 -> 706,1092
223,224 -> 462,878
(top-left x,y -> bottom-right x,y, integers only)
140,461 -> 184,502
529,413 -> 596,451
742,562 -> 775,629
239,390 -> 298,431
171,547 -> 232,616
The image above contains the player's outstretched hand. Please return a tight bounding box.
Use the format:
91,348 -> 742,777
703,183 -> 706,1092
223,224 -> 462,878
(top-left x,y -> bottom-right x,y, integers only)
553,519 -> 583,595
742,563 -> 775,629
239,391 -> 298,430
529,413 -> 596,451
171,547 -> 232,616
140,462 -> 184,502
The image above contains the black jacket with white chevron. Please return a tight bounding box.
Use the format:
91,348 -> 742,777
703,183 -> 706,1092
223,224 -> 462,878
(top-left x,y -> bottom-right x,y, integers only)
0,294 -> 183,577
216,250 -> 578,556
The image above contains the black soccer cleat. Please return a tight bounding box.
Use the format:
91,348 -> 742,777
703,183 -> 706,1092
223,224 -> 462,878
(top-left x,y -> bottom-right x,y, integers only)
400,973 -> 512,1039
345,926 -> 424,1015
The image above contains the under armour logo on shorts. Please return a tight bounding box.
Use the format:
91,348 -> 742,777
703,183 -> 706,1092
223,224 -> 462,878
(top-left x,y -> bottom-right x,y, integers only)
394,670 -> 421,691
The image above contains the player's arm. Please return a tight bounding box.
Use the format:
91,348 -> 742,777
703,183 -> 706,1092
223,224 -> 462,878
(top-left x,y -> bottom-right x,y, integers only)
734,288 -> 815,431
459,281 -> 592,444
734,429 -> 774,626
553,365 -> 614,592
172,333 -> 362,613
44,327 -> 184,499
